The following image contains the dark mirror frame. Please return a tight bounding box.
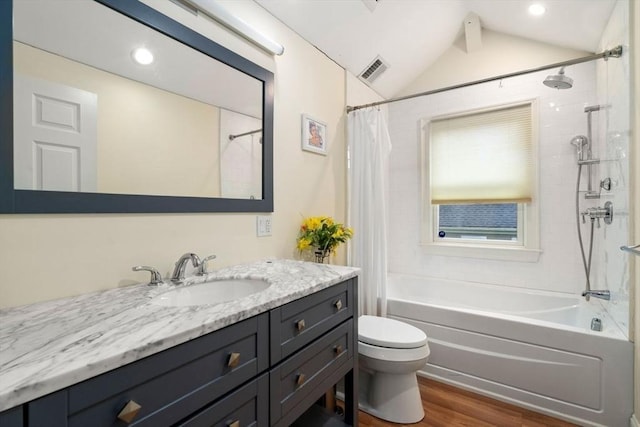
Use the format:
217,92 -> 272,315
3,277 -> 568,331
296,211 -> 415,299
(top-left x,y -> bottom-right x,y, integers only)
0,0 -> 274,213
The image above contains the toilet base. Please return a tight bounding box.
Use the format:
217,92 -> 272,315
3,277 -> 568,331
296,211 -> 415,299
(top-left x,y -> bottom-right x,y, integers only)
359,370 -> 424,424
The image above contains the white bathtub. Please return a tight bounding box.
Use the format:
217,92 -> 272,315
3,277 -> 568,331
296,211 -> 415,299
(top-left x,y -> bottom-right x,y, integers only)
387,273 -> 633,427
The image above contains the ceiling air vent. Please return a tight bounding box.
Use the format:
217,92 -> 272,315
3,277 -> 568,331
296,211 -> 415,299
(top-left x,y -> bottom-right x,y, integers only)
359,56 -> 388,84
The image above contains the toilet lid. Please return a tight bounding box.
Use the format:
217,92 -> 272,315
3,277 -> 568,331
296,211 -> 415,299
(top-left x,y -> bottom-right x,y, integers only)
358,315 -> 427,349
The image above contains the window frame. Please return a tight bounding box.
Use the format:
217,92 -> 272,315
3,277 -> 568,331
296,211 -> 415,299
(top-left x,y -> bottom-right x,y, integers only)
420,99 -> 541,262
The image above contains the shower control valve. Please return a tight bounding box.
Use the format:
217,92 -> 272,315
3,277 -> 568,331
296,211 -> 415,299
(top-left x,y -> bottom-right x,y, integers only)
581,201 -> 613,228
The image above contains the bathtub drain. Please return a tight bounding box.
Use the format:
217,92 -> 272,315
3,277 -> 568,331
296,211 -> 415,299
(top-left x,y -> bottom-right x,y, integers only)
590,317 -> 603,332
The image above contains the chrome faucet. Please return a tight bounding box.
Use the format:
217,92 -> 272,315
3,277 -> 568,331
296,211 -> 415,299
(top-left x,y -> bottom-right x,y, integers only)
171,253 -> 202,284
582,290 -> 611,301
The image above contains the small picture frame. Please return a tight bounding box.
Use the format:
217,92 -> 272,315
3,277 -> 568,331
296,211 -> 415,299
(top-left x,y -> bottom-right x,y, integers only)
301,114 -> 327,155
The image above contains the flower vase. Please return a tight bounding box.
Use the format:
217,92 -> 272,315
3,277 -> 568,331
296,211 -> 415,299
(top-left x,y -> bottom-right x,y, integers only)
314,249 -> 330,264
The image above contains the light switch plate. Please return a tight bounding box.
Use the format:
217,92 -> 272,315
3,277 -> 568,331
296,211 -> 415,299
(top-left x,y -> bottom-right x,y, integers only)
257,215 -> 272,237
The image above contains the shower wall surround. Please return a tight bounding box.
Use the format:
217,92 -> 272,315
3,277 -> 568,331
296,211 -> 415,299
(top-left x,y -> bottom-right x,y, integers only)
388,52 -> 629,333
593,0 -> 630,333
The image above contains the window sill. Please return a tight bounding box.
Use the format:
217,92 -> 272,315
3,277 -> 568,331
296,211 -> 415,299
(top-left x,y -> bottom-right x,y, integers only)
421,242 -> 541,263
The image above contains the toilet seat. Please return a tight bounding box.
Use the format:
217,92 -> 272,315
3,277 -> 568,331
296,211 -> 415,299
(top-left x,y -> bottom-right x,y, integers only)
359,340 -> 430,362
359,315 -> 427,349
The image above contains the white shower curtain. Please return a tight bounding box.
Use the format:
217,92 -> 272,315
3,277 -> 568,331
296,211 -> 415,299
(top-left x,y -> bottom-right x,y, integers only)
348,108 -> 392,317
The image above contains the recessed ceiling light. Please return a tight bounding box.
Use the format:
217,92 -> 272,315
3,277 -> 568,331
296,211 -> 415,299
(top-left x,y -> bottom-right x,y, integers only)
131,47 -> 154,65
528,4 -> 546,16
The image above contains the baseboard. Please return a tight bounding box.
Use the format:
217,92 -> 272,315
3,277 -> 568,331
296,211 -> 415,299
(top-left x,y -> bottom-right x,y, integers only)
630,414 -> 640,427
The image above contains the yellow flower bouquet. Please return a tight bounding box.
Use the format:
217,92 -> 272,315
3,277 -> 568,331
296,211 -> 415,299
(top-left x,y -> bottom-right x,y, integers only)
296,216 -> 353,262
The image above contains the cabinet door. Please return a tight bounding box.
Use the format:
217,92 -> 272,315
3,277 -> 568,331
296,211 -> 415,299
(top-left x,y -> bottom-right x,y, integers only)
27,391 -> 67,427
177,373 -> 268,427
26,314 -> 268,427
270,319 -> 353,427
270,279 -> 354,364
0,406 -> 23,427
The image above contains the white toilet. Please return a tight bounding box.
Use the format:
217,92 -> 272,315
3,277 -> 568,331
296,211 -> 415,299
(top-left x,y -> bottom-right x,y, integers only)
358,315 -> 430,424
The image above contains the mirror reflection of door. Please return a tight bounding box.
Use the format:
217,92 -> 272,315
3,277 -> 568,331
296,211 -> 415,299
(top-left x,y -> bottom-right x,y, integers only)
14,74 -> 97,192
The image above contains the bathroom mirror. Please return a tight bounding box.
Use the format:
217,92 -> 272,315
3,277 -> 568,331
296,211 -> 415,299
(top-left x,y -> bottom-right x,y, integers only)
0,0 -> 274,213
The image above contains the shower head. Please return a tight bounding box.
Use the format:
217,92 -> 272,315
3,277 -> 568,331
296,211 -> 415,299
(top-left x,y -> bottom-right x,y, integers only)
543,67 -> 573,89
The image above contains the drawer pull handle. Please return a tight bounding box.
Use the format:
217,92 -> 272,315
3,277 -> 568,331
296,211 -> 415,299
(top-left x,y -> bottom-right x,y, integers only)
296,373 -> 306,386
228,352 -> 241,368
227,420 -> 240,427
334,345 -> 344,356
296,319 -> 306,332
117,400 -> 142,424
334,299 -> 343,310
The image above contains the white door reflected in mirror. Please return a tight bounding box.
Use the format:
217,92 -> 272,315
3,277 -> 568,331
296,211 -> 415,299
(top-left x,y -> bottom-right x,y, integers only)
14,75 -> 97,192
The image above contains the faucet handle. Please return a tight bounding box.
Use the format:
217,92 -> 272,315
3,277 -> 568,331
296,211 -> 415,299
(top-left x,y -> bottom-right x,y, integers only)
197,254 -> 217,276
132,266 -> 164,286
581,211 -> 588,224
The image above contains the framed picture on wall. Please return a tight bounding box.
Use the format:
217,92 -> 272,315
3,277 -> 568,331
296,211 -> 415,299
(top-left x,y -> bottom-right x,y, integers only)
301,114 -> 327,155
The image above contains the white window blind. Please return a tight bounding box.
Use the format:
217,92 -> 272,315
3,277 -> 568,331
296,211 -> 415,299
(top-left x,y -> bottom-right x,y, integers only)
429,103 -> 533,205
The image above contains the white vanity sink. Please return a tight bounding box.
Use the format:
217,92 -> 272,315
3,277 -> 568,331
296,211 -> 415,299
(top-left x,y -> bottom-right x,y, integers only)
151,279 -> 270,307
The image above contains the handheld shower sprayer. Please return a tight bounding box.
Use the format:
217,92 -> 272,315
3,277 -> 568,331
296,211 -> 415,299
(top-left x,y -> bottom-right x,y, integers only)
570,135 -> 588,162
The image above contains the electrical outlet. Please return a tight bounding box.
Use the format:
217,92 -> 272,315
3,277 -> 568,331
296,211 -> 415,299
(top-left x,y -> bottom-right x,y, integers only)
257,215 -> 272,237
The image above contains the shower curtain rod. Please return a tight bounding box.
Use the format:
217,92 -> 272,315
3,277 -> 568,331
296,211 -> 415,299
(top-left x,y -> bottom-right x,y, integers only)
346,45 -> 623,113
228,128 -> 262,141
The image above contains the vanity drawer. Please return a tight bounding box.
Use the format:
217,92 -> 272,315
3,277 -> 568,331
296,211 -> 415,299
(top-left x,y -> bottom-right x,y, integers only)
26,313 -> 268,427
177,373 -> 268,427
0,406 -> 23,427
270,319 -> 353,426
270,278 -> 354,364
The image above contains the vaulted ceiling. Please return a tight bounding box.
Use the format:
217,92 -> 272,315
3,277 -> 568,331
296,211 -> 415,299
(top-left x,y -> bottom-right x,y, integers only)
255,0 -> 617,98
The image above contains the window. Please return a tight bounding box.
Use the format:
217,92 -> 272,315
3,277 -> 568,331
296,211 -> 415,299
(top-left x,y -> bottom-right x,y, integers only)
437,203 -> 519,241
421,100 -> 540,262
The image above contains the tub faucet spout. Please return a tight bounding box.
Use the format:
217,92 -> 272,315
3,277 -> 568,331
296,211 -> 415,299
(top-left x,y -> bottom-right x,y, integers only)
582,290 -> 610,301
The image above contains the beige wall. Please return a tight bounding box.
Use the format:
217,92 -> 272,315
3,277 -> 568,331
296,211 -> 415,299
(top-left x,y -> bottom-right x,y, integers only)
397,29 -> 589,97
0,0 -> 347,308
14,42 -> 221,197
346,72 -> 384,107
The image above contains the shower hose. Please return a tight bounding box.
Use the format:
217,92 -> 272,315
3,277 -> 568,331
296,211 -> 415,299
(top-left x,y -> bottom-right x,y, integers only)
575,163 -> 595,300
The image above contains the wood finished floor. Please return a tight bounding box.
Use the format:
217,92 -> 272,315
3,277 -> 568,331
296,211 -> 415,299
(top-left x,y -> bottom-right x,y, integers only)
357,377 -> 577,427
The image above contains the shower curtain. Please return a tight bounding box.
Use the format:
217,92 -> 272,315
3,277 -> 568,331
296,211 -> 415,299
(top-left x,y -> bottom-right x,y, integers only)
348,108 -> 392,317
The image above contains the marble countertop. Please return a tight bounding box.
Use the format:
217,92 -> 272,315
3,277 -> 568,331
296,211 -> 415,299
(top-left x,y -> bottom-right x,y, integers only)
0,259 -> 359,412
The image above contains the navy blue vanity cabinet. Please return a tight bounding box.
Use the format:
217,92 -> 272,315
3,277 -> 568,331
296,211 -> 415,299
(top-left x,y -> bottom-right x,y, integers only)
270,278 -> 359,427
0,406 -> 23,427
21,277 -> 358,427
